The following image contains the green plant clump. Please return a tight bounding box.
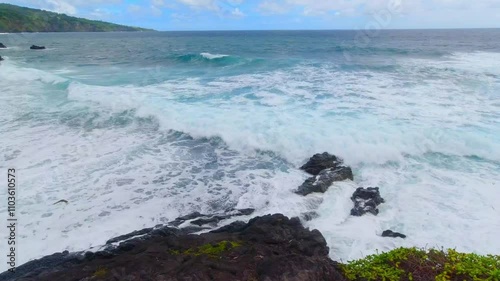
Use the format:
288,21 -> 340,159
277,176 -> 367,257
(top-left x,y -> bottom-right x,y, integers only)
173,240 -> 242,258
92,267 -> 108,278
342,247 -> 500,281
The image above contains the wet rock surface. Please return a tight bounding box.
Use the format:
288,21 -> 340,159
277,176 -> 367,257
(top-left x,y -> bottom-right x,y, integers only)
0,43 -> 5,48
30,45 -> 45,50
0,214 -> 347,281
296,166 -> 354,196
382,230 -> 407,239
350,187 -> 385,216
300,152 -> 344,176
167,208 -> 255,228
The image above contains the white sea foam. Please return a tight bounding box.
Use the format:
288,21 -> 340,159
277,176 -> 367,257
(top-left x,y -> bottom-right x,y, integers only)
200,52 -> 230,59
1,50 -> 499,271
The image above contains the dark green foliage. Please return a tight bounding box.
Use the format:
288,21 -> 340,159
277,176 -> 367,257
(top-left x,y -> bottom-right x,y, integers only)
341,247 -> 500,281
0,3 -> 153,32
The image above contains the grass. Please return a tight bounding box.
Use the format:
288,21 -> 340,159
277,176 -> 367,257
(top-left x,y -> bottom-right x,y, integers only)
341,247 -> 500,281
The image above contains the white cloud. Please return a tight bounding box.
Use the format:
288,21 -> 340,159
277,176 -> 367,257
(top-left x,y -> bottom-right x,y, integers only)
127,4 -> 142,14
151,0 -> 165,6
176,0 -> 218,10
258,1 -> 290,15
4,0 -> 122,15
256,0 -> 500,19
231,7 -> 245,17
46,0 -> 77,14
227,0 -> 244,4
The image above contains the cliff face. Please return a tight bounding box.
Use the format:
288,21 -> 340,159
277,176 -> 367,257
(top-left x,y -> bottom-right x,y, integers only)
0,4 -> 152,32
0,214 -> 347,281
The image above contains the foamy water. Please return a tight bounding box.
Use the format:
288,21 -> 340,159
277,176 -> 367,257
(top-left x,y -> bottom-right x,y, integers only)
0,31 -> 499,270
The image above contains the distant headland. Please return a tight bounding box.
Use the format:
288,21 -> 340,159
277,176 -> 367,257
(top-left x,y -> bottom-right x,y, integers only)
0,3 -> 153,33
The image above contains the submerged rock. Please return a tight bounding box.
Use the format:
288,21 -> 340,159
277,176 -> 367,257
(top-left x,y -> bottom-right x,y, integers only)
296,166 -> 354,196
382,230 -> 407,239
1,214 -> 347,281
301,211 -> 320,221
30,45 -> 45,50
0,43 -> 5,48
300,152 -> 344,176
350,187 -> 385,216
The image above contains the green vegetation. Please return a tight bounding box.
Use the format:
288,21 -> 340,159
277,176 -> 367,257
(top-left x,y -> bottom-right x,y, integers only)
0,3 -> 152,32
171,241 -> 243,258
92,267 -> 108,278
342,247 -> 500,281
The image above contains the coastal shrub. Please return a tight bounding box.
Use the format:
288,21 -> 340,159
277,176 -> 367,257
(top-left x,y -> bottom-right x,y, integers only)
341,247 -> 500,281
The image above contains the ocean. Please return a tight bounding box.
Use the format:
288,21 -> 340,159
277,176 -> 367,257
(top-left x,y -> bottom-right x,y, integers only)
0,30 -> 499,268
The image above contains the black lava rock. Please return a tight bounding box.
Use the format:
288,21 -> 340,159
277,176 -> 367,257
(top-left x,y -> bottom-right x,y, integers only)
0,214 -> 347,281
30,45 -> 46,50
0,43 -> 6,48
351,187 -> 385,216
296,166 -> 354,196
382,230 -> 407,239
300,152 -> 344,176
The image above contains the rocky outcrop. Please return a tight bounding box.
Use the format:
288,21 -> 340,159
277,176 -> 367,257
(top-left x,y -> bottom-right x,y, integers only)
296,166 -> 354,196
0,214 -> 347,281
300,152 -> 343,176
30,45 -> 45,50
0,43 -> 6,48
296,153 -> 354,196
382,230 -> 406,239
350,187 -> 385,216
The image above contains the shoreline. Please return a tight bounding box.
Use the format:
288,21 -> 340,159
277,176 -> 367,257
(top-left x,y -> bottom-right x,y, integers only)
1,213 -> 498,281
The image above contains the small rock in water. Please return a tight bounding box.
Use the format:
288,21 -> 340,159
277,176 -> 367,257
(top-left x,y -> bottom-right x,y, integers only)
0,42 -> 6,48
382,230 -> 407,239
300,152 -> 344,176
350,187 -> 385,216
295,166 -> 354,196
30,45 -> 46,50
301,211 -> 320,221
0,56 -> 3,61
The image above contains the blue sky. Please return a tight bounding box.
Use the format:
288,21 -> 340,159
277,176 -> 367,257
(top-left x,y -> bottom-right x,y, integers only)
3,0 -> 500,30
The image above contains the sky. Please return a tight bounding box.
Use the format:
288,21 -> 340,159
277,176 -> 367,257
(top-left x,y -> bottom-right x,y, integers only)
2,0 -> 500,31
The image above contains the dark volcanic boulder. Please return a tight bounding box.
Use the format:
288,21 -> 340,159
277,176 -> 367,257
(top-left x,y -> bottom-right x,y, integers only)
30,45 -> 45,50
382,230 -> 407,239
0,43 -> 6,48
0,56 -> 3,61
300,152 -> 344,176
296,166 -> 354,196
350,187 -> 385,216
1,214 -> 347,281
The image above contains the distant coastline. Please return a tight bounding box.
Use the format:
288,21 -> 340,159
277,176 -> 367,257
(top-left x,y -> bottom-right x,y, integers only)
0,3 -> 153,33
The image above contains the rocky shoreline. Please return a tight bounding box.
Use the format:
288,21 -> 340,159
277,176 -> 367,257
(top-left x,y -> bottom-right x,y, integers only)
0,214 -> 347,281
0,152 -> 403,280
1,152 -> 499,280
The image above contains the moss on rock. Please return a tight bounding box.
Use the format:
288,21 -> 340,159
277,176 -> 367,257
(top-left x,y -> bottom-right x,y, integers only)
172,240 -> 242,258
